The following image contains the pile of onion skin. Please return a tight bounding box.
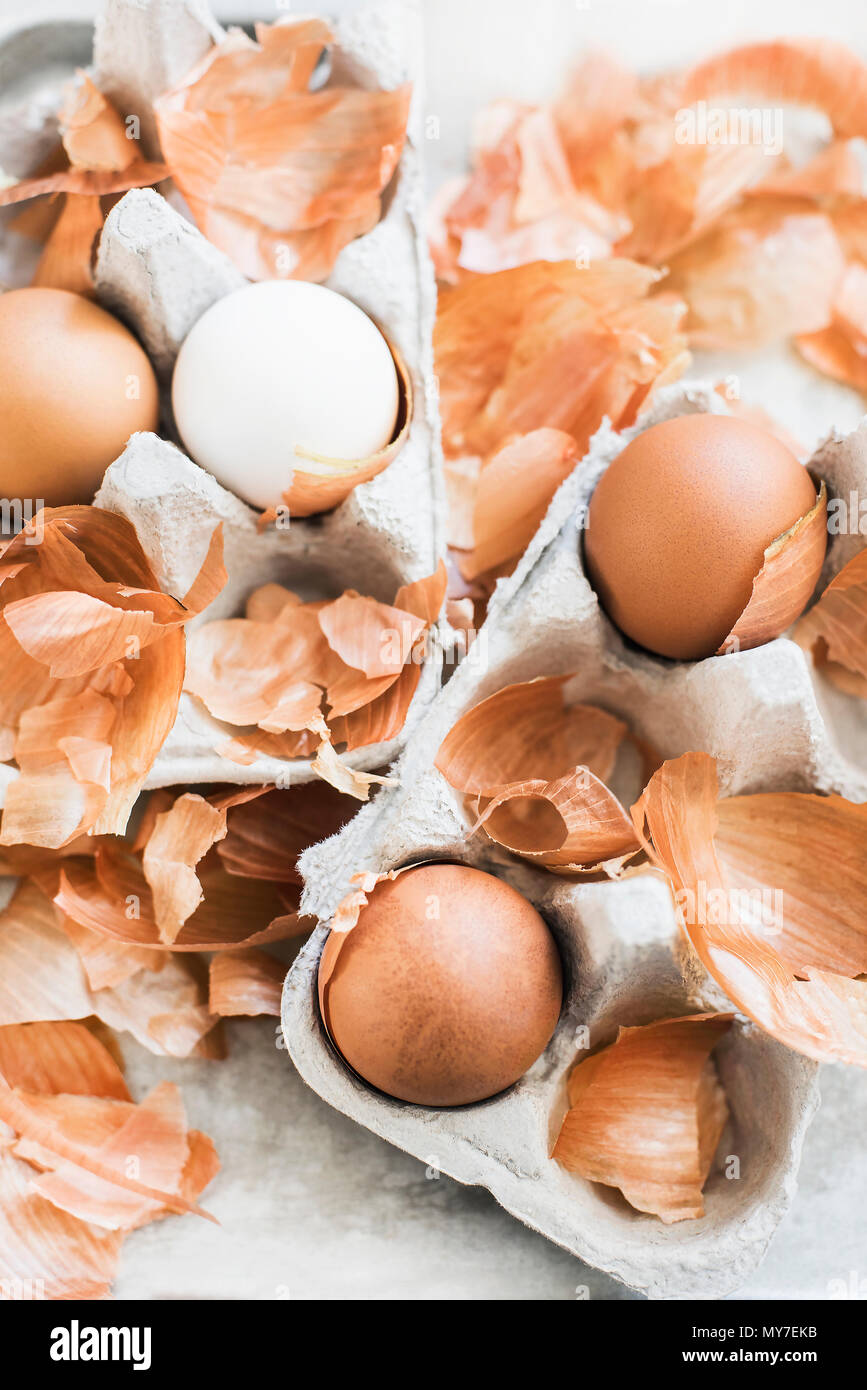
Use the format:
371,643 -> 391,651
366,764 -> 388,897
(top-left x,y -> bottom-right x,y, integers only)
432,38 -> 867,618
0,778 -> 356,1297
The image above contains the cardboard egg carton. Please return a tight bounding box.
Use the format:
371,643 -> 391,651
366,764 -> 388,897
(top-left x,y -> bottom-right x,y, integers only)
92,0 -> 445,789
0,0 -> 447,792
283,380 -> 867,1296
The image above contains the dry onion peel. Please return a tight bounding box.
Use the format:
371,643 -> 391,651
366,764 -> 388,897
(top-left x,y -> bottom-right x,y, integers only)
0,872 -> 224,1062
713,794 -> 867,978
141,793 -> 228,945
59,73 -> 137,174
751,141 -> 864,202
797,262 -> 867,395
216,782 -> 354,882
87,955 -> 223,1061
0,162 -> 168,207
431,58 -> 635,283
1,72 -> 166,298
434,259 -> 689,460
209,950 -> 285,1018
435,679 -> 642,871
795,546 -> 867,687
186,563 -> 445,792
716,480 -> 827,654
632,753 -> 867,1067
55,847 -> 294,953
0,1145 -> 121,1299
318,590 -> 425,679
619,140 -> 771,266
310,732 -> 397,802
553,1013 -> 733,1222
154,20 -> 411,284
0,512 -> 225,848
431,38 -> 867,460
30,194 -> 105,298
21,1082 -> 191,1232
678,40 -> 867,140
0,883 -> 94,1027
325,661 -> 422,752
436,678 -> 628,791
0,1021 -> 129,1101
666,204 -> 846,349
472,767 -> 640,871
51,780 -> 351,984
58,916 -> 161,993
88,997 -> 209,1066
797,324 -> 867,396
457,428 -> 581,581
0,1078 -> 215,1225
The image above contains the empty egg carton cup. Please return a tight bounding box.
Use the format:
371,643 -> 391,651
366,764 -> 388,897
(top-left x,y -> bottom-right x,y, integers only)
0,0 -> 447,793
282,380 -> 867,1297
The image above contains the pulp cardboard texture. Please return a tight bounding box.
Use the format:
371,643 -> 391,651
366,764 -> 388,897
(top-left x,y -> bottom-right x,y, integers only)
0,0 -> 448,791
284,381 -> 867,1297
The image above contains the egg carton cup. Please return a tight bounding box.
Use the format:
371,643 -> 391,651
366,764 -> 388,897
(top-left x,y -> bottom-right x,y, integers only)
94,429 -> 442,789
92,0 -> 445,590
286,871 -> 817,1300
282,379 -> 867,1297
0,0 -> 448,792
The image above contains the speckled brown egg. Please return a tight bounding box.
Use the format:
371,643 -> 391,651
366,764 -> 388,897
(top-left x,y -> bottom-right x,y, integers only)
0,287 -> 159,508
584,414 -> 823,661
318,863 -> 563,1107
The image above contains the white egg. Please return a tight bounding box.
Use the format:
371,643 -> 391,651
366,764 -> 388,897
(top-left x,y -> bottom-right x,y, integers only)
171,280 -> 401,511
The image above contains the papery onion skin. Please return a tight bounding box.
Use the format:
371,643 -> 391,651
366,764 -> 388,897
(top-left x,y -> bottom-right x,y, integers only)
632,752 -> 867,1068
554,1013 -> 733,1222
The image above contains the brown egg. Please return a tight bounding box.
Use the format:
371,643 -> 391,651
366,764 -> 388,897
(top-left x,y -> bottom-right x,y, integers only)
584,414 -> 823,661
0,288 -> 159,509
318,863 -> 563,1107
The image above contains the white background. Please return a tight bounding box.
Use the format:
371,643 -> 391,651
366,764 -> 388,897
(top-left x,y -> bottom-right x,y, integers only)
2,0 -> 866,1301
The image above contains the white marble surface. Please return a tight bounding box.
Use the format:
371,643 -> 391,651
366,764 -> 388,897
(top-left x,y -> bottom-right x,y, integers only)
3,0 -> 867,1300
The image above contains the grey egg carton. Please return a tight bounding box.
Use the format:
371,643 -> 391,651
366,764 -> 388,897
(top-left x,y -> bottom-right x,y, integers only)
0,0 -> 447,791
282,380 -> 867,1297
